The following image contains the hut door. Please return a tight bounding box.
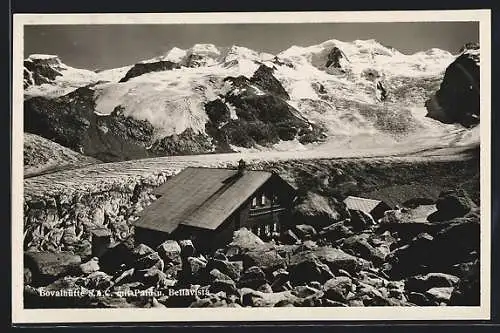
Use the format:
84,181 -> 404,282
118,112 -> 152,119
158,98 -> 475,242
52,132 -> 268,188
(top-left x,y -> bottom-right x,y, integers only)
235,213 -> 241,230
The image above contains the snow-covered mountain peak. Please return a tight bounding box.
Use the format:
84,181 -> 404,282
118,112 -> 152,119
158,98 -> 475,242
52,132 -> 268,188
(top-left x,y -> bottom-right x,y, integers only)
24,53 -> 101,96
24,38 -> 476,160
224,45 -> 260,61
164,47 -> 187,63
26,54 -> 62,64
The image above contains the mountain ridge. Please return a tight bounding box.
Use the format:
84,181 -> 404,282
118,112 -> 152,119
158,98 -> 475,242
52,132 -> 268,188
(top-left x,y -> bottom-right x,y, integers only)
23,39 -> 478,163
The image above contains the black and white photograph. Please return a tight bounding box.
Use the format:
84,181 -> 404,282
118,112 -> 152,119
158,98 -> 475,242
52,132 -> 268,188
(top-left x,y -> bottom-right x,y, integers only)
12,10 -> 491,323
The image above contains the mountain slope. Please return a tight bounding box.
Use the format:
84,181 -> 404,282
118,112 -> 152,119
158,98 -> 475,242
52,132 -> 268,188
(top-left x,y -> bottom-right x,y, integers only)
24,133 -> 100,177
23,39 -> 478,162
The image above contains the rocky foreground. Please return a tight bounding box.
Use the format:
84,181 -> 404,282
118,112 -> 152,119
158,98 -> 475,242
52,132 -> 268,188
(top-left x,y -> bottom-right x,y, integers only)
24,186 -> 480,308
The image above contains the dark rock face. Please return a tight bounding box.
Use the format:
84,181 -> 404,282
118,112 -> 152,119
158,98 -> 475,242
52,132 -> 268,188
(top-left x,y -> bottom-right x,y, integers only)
119,60 -> 179,83
24,86 -> 215,161
426,44 -> 479,127
24,88 -> 156,162
185,53 -> 212,68
205,99 -> 231,126
24,57 -> 64,88
376,81 -> 388,101
325,47 -> 344,69
205,71 -> 324,151
149,128 -> 213,156
24,59 -> 327,162
250,65 -> 290,100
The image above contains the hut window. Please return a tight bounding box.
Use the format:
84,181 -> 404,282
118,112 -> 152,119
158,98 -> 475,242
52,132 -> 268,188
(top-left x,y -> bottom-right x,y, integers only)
261,193 -> 266,206
265,224 -> 271,236
273,222 -> 278,233
272,194 -> 279,204
251,197 -> 257,208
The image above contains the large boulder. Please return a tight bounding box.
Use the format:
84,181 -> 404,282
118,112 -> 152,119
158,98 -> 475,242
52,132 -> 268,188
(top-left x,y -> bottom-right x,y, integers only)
387,214 -> 479,280
25,252 -> 81,287
207,268 -> 233,283
323,276 -> 354,302
156,240 -> 182,264
288,251 -> 334,286
318,220 -> 354,243
313,246 -> 369,274
132,267 -> 171,289
293,224 -> 318,241
280,229 -> 301,245
449,259 -> 480,305
425,287 -> 454,304
270,268 -> 291,292
428,189 -> 474,222
79,257 -> 100,275
292,192 -> 344,228
242,250 -> 286,275
180,256 -> 207,283
240,288 -> 299,307
291,285 -> 324,306
156,240 -> 182,277
209,279 -> 239,296
238,266 -> 268,289
178,240 -> 196,258
132,252 -> 164,272
98,238 -> 137,274
429,216 -> 480,268
205,259 -> 242,281
385,233 -> 435,279
377,220 -> 433,242
341,234 -> 386,266
226,227 -> 266,256
405,273 -> 460,293
349,209 -> 376,231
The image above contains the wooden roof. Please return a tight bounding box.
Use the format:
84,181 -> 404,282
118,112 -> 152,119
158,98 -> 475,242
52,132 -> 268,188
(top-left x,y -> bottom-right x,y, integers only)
132,167 -> 280,233
343,196 -> 386,213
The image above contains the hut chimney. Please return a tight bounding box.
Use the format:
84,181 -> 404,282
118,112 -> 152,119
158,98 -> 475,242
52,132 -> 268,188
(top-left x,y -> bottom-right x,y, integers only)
237,159 -> 247,176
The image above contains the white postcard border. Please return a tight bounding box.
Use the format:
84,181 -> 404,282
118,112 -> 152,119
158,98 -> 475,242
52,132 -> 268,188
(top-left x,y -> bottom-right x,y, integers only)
11,9 -> 492,323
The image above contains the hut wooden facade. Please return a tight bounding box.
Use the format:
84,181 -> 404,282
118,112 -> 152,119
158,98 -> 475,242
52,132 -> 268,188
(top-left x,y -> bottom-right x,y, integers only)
132,166 -> 296,252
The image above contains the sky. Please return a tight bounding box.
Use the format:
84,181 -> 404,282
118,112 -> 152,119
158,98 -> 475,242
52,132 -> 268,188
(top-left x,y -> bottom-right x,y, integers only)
24,22 -> 479,70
